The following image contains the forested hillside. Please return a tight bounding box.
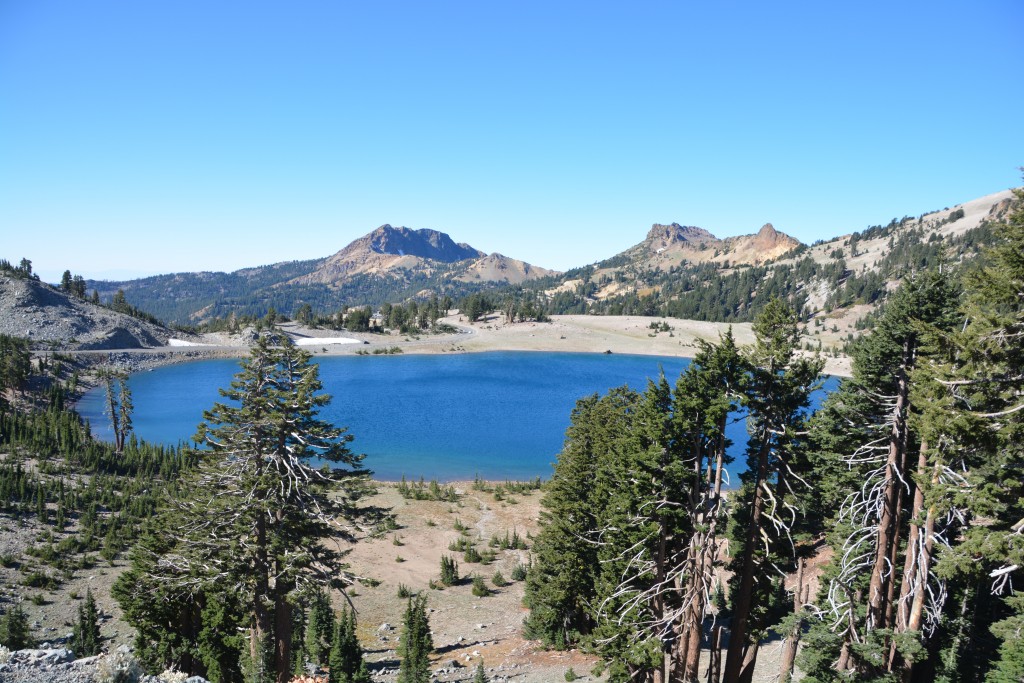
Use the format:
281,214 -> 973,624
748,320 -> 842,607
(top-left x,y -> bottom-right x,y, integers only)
522,189 -> 1015,328
523,190 -> 1024,681
87,225 -> 553,325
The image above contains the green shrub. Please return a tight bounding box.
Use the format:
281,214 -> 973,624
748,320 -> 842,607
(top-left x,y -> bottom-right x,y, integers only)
471,575 -> 490,597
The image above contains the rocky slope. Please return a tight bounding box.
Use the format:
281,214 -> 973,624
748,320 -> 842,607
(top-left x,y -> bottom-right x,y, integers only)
0,275 -> 182,350
627,221 -> 802,270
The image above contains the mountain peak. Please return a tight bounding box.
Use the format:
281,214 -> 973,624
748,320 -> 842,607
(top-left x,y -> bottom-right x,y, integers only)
361,225 -> 483,262
757,223 -> 778,237
645,223 -> 718,245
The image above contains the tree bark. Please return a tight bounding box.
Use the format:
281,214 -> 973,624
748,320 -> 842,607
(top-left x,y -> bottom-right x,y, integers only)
706,625 -> 722,683
251,514 -> 271,682
866,347 -> 911,632
779,559 -> 807,683
273,578 -> 294,683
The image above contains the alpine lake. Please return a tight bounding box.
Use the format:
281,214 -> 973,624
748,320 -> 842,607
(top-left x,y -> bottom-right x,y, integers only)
78,351 -> 839,482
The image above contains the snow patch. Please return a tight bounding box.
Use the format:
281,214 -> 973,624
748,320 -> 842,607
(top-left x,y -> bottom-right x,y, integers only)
293,337 -> 361,346
168,338 -> 207,347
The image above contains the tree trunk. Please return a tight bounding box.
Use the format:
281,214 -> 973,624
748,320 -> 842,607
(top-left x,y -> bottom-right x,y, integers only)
683,426 -> 729,682
866,349 -> 910,632
251,515 -> 271,682
722,441 -> 769,682
896,452 -> 941,682
895,441 -> 929,632
779,559 -> 807,683
706,625 -> 722,683
273,579 -> 294,683
737,640 -> 759,683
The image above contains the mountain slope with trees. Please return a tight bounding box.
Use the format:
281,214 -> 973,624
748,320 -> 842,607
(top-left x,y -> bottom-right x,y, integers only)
66,188 -> 1018,342
526,189 -> 1016,329
87,225 -> 555,325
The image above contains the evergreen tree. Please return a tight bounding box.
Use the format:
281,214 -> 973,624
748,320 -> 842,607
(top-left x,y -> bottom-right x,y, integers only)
0,334 -> 31,396
114,332 -> 374,683
305,588 -> 335,667
0,603 -> 32,650
927,189 -> 1024,681
439,555 -> 459,586
328,605 -> 369,683
590,375 -> 690,680
98,368 -> 132,453
474,660 -> 488,683
71,589 -> 102,656
524,387 -> 639,649
397,595 -> 433,683
669,330 -> 746,682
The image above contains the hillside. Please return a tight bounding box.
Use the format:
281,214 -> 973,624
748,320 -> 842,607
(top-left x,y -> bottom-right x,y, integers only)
0,271 -> 184,350
532,188 -> 1019,335
90,225 -> 555,324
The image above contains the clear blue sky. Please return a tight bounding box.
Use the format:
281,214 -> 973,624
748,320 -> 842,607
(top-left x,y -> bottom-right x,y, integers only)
1,1 -> 1021,281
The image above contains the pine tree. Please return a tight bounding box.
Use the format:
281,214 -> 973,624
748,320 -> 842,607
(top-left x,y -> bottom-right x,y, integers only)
439,555 -> 459,586
670,330 -> 746,682
71,589 -> 102,656
524,387 -> 639,649
328,605 -> 369,683
926,189 -> 1024,680
590,375 -> 689,680
305,588 -> 335,667
0,603 -> 32,650
114,332 -> 374,683
397,595 -> 433,683
474,660 -> 488,683
797,271 -> 963,681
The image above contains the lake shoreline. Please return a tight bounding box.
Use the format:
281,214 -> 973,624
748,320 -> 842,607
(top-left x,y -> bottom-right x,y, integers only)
63,313 -> 853,378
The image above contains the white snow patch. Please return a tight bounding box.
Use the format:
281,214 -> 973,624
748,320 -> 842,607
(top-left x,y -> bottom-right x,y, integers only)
168,338 -> 207,347
293,337 -> 361,346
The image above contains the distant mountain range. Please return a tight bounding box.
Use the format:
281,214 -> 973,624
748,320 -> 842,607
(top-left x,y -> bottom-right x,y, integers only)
78,188 -> 1018,329
87,225 -> 556,324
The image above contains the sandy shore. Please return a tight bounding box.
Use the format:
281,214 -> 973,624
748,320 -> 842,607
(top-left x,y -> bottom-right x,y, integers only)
62,314 -> 852,378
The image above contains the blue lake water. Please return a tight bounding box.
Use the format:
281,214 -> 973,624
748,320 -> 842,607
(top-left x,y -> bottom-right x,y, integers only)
77,351 -> 838,482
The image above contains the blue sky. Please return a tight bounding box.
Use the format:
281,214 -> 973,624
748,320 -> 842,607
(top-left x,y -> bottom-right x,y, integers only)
1,1 -> 1021,281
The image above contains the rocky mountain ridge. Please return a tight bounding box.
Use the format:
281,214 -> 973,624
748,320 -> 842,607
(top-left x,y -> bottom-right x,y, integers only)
636,220 -> 803,266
